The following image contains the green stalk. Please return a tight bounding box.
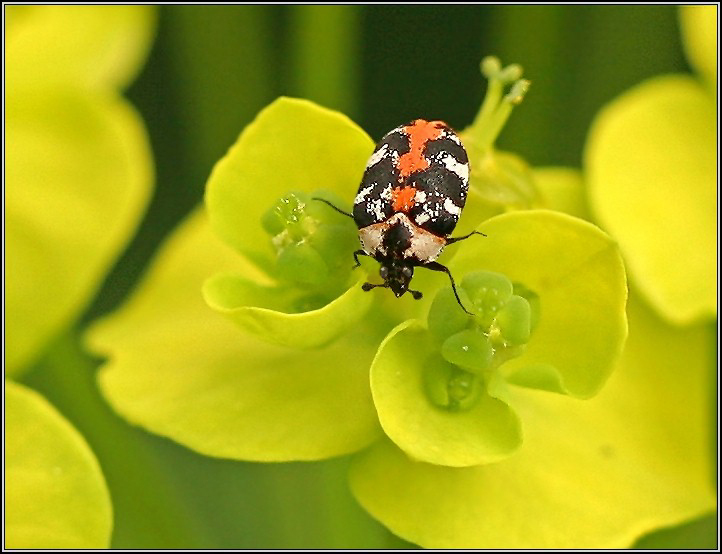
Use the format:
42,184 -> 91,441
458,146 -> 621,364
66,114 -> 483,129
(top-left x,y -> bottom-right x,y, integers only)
289,5 -> 360,117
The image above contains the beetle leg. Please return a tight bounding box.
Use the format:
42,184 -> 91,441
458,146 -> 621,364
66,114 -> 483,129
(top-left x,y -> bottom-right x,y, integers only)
352,249 -> 369,269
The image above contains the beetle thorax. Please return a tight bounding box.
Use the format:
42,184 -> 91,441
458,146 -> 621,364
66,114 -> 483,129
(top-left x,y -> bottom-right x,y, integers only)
358,213 -> 446,264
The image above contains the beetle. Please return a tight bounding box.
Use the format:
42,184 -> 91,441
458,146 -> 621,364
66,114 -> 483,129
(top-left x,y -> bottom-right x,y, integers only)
316,119 -> 483,314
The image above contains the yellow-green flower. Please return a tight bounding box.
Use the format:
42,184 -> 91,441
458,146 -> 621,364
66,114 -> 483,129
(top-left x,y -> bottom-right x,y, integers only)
585,6 -> 717,325
5,6 -> 155,548
6,6 -> 155,375
85,55 -> 713,546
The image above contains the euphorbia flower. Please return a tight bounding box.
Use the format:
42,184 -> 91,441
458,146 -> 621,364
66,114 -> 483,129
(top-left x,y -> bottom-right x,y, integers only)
6,381 -> 112,548
6,5 -> 156,375
5,6 -> 156,548
585,5 -> 717,325
86,58 -> 712,547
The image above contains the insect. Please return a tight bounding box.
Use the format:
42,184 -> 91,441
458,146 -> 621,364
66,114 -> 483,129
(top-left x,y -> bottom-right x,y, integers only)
316,119 -> 484,314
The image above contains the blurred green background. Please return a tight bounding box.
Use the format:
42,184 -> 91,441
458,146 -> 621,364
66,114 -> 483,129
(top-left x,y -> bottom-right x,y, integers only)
17,5 -> 712,548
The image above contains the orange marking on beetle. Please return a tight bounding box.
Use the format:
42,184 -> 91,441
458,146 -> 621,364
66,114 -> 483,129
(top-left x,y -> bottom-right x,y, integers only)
397,120 -> 445,178
391,186 -> 417,212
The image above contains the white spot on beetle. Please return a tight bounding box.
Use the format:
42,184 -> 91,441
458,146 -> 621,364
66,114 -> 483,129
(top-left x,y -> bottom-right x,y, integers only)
355,184 -> 374,205
443,197 -> 462,216
370,198 -> 386,222
440,154 -> 469,183
415,212 -> 430,225
446,133 -> 463,146
366,143 -> 389,168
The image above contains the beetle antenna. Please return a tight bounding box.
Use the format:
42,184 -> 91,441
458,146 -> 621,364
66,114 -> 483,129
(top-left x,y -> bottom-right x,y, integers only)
312,197 -> 354,219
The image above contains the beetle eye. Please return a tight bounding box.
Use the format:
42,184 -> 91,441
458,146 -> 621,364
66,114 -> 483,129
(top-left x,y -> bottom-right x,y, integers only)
379,266 -> 389,279
402,266 -> 413,278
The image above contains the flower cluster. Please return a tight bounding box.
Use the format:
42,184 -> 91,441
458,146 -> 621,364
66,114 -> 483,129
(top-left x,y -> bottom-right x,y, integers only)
87,49 -> 714,548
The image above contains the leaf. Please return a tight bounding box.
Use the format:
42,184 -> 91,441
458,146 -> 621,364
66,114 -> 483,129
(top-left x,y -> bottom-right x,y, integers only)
6,381 -> 112,549
370,321 -> 522,467
349,294 -> 716,548
6,6 -> 156,92
86,210 -> 383,461
205,97 -> 374,269
585,75 -> 716,325
6,90 -> 152,375
449,210 -> 628,398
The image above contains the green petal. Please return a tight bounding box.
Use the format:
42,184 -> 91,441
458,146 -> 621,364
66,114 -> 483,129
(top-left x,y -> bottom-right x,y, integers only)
427,285 -> 472,341
350,295 -> 716,548
495,295 -> 531,346
6,91 -> 152,375
441,329 -> 493,372
6,6 -> 156,92
370,321 -> 522,467
205,97 -> 374,268
585,75 -> 716,325
533,167 -> 591,220
6,381 -> 112,549
679,6 -> 717,88
86,211 -> 382,461
450,210 -> 627,398
202,272 -> 374,348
